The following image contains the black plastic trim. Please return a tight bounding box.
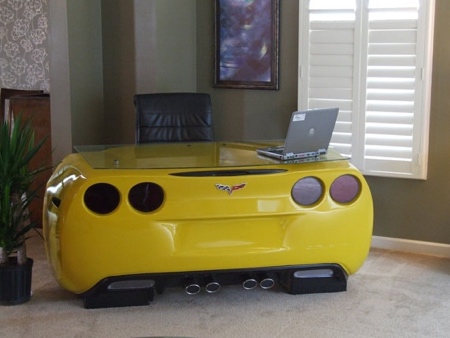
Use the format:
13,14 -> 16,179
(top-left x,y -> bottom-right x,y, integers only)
81,263 -> 348,309
171,169 -> 287,177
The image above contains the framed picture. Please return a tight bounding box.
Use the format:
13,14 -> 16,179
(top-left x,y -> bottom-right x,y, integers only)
214,0 -> 280,90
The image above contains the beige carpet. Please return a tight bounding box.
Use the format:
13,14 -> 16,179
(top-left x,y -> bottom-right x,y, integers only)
1,233 -> 449,338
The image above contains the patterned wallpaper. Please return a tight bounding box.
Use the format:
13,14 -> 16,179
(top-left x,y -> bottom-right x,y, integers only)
0,0 -> 49,91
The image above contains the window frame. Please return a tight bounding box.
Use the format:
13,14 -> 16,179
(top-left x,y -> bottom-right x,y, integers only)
298,0 -> 436,179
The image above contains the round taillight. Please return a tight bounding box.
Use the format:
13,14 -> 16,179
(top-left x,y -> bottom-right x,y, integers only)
84,183 -> 120,214
291,177 -> 324,206
330,175 -> 361,204
128,182 -> 164,212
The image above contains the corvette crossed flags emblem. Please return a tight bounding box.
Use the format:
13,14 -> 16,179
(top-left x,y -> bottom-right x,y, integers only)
215,183 -> 246,195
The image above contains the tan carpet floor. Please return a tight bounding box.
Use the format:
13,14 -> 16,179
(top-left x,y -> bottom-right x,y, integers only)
1,233 -> 449,338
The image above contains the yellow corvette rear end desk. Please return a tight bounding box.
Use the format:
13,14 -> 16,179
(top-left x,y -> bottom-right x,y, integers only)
43,142 -> 373,308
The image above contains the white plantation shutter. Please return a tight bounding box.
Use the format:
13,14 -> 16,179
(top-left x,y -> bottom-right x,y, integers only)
298,0 -> 435,179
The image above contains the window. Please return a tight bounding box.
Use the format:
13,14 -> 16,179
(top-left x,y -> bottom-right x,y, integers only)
298,0 -> 435,179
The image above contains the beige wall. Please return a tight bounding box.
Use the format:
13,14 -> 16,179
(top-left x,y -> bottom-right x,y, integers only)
67,0 -> 105,146
364,0 -> 450,243
49,0 -> 72,164
49,0 -> 104,161
101,0 -> 198,144
101,0 -> 137,144
49,0 -> 198,155
196,0 -> 298,141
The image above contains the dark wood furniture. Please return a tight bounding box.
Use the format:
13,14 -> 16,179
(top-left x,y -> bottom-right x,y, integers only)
1,88 -> 44,124
8,94 -> 52,228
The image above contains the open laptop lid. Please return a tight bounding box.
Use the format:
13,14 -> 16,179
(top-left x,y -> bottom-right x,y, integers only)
257,108 -> 339,160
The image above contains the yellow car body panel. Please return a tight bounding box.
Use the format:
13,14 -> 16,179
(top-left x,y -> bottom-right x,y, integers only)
43,142 -> 373,298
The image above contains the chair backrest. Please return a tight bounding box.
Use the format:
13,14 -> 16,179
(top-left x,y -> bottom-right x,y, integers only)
134,93 -> 214,143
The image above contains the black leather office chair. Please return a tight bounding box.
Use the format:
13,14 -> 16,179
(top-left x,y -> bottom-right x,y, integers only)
134,93 -> 214,143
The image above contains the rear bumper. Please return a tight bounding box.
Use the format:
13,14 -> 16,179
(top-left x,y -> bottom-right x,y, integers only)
43,149 -> 372,304
82,264 -> 347,309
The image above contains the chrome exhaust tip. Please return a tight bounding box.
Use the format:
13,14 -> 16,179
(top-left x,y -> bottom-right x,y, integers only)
185,283 -> 201,295
259,277 -> 275,290
242,278 -> 258,290
184,279 -> 201,295
205,281 -> 221,293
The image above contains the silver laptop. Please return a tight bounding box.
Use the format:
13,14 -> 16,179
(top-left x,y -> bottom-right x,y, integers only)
257,108 -> 339,160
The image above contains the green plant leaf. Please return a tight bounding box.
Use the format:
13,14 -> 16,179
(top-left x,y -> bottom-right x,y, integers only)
0,114 -> 50,265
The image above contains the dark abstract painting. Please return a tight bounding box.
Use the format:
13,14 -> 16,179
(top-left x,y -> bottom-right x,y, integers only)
214,0 -> 279,90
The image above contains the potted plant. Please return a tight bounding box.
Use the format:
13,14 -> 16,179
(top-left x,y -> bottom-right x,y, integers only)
0,115 -> 48,305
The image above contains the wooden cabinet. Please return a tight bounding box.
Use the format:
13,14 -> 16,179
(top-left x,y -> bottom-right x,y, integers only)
9,94 -> 52,228
1,88 -> 43,124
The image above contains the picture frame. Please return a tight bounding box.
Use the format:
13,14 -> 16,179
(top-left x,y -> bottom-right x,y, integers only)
214,0 -> 280,90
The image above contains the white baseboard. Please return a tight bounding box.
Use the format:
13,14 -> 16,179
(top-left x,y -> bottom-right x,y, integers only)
371,236 -> 450,259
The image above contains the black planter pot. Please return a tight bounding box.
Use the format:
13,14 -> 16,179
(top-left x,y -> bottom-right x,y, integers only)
0,258 -> 33,305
